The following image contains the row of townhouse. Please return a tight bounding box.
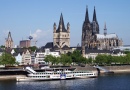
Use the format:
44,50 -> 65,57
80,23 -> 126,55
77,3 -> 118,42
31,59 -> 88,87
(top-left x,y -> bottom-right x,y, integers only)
0,44 -> 125,66
10,48 -> 60,65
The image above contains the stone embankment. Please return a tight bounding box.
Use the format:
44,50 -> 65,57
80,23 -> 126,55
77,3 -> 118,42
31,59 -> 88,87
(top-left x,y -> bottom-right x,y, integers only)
102,65 -> 130,73
0,75 -> 26,80
72,65 -> 130,74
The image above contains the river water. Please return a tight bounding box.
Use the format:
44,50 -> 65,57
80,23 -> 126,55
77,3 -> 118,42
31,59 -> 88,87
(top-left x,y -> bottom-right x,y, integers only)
0,74 -> 130,90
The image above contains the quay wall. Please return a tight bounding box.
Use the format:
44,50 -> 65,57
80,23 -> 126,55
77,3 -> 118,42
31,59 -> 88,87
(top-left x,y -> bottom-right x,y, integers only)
101,65 -> 130,73
72,65 -> 130,74
0,75 -> 26,80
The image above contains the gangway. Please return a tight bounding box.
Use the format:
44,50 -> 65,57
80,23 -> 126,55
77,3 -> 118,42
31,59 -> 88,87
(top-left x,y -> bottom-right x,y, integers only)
93,65 -> 114,73
25,67 -> 36,74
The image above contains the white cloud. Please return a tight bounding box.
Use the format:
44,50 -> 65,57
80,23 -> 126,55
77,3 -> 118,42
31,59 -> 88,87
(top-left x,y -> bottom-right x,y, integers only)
31,29 -> 53,46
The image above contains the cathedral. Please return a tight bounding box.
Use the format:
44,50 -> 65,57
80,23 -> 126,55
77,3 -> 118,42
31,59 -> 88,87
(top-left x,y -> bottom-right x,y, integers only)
53,13 -> 70,53
81,6 -> 123,56
5,31 -> 14,48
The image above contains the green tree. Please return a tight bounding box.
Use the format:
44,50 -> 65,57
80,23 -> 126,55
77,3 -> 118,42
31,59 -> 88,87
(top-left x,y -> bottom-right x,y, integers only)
0,45 -> 5,49
95,54 -> 107,65
87,57 -> 93,65
124,49 -> 130,54
28,46 -> 37,52
125,53 -> 130,64
55,57 -> 60,65
71,50 -> 82,64
44,55 -> 53,65
60,54 -> 72,66
106,55 -> 113,65
0,52 -> 16,66
79,56 -> 87,64
44,55 -> 59,65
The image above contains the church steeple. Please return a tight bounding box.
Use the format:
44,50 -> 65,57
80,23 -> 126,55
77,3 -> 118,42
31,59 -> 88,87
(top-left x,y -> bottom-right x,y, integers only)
85,6 -> 90,23
57,13 -> 67,32
7,31 -> 13,41
5,31 -> 13,48
53,13 -> 70,53
92,6 -> 99,34
93,6 -> 98,23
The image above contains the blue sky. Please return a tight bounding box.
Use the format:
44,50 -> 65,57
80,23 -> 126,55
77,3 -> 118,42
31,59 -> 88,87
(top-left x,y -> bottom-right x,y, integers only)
0,0 -> 130,47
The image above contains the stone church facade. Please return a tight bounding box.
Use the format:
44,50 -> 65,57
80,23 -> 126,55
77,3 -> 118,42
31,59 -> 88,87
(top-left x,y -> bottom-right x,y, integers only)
82,7 -> 123,56
53,13 -> 70,54
5,31 -> 14,48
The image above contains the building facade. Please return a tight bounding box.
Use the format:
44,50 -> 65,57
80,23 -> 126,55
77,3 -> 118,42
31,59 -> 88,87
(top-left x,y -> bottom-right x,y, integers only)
81,6 -> 123,56
35,48 -> 60,64
22,49 -> 31,65
85,49 -> 125,60
53,13 -> 70,54
20,40 -> 30,48
5,32 -> 14,48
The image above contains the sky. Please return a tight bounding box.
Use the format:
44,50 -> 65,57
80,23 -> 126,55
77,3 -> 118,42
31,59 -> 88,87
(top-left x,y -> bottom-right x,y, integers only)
0,0 -> 130,47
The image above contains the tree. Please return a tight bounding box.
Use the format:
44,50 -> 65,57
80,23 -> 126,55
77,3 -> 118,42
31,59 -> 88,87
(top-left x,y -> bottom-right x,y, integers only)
28,46 -> 37,52
44,55 -> 53,65
87,57 -> 93,65
71,50 -> 82,64
106,55 -> 113,65
44,55 -> 59,65
79,56 -> 87,64
0,52 -> 16,66
0,45 -> 5,49
125,53 -> 130,64
95,54 -> 107,65
60,54 -> 72,66
124,49 -> 130,54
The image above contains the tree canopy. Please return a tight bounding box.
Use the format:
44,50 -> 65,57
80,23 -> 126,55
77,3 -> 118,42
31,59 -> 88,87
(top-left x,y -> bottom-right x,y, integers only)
0,52 -> 16,66
28,46 -> 37,52
44,50 -> 88,66
94,53 -> 130,66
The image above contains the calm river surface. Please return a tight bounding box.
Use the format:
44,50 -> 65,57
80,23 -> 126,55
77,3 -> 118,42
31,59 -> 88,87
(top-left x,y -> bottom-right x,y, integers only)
0,74 -> 130,90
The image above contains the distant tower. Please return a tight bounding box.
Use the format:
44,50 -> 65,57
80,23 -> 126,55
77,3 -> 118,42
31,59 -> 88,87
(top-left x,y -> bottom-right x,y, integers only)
53,13 -> 70,53
5,31 -> 14,48
104,22 -> 107,36
28,31 -> 33,46
29,35 -> 33,41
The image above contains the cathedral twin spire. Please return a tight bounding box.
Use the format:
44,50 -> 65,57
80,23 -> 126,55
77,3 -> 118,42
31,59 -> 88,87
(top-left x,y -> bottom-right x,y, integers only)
85,6 -> 98,24
85,6 -> 90,23
93,6 -> 98,24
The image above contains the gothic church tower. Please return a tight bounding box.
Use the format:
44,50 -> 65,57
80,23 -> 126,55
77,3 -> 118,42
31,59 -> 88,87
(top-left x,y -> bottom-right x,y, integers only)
5,31 -> 14,48
53,13 -> 70,53
91,6 -> 99,35
82,6 -> 99,56
81,6 -> 92,56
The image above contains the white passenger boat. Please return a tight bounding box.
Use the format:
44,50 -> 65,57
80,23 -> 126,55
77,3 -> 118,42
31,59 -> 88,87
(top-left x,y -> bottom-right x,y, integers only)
16,67 -> 97,81
72,71 -> 97,78
17,67 -> 74,81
